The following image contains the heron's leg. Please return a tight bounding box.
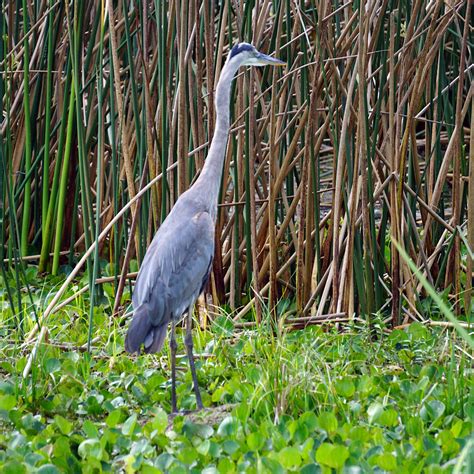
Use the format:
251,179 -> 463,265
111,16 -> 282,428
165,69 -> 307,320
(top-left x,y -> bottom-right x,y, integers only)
170,319 -> 178,413
185,306 -> 203,410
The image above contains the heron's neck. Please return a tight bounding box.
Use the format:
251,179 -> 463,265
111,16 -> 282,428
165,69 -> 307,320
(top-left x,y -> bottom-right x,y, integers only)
194,58 -> 241,215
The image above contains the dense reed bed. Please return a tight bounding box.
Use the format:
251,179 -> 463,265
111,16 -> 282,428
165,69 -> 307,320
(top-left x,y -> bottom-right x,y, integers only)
0,0 -> 472,330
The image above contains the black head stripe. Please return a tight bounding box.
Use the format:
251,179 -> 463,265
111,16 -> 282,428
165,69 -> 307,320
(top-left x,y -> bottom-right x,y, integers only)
230,43 -> 254,59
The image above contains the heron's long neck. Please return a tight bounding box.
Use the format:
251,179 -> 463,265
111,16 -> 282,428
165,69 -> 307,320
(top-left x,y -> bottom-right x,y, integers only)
194,59 -> 241,214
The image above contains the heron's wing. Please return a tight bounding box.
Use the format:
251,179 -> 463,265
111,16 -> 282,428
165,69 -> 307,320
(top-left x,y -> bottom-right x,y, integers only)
132,209 -> 215,328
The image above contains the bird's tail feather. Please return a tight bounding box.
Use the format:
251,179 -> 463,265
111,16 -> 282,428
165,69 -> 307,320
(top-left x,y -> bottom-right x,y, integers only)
144,325 -> 167,354
125,306 -> 167,354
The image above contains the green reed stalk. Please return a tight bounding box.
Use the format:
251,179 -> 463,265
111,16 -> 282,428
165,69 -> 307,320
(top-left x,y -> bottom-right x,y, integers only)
52,81 -> 75,275
20,0 -> 32,256
88,14 -> 106,352
38,61 -> 73,272
41,0 -> 55,230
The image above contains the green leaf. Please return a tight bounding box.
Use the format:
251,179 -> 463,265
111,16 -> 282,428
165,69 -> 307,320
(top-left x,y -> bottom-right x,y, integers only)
141,465 -> 162,474
45,358 -> 61,373
318,412 -> 338,434
375,453 -> 397,471
300,464 -> 318,474
54,415 -> 72,435
277,446 -> 302,470
406,416 -> 424,436
78,438 -> 103,460
315,443 -> 349,469
122,413 -> 137,436
261,457 -> 285,474
300,412 -> 318,431
301,438 -> 314,462
379,408 -> 398,427
437,430 -> 460,455
367,402 -> 383,424
37,465 -> 61,474
196,439 -> 211,456
335,377 -> 356,398
2,461 -> 26,474
83,419 -> 99,439
420,400 -> 445,423
217,458 -> 235,473
105,409 -> 122,428
0,394 -> 16,411
222,439 -> 240,454
217,416 -> 239,437
151,408 -> 168,434
247,431 -> 265,451
349,426 -> 371,442
177,446 -> 198,464
53,436 -> 71,458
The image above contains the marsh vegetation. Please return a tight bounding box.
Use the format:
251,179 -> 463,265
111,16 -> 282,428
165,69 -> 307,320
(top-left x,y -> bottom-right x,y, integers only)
0,0 -> 472,472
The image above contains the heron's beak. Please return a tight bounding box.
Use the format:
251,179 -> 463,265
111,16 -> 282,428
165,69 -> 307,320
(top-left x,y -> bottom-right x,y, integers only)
255,52 -> 285,66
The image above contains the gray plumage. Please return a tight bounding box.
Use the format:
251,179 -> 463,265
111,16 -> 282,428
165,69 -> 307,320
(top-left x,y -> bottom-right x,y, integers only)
125,202 -> 214,353
124,42 -> 284,412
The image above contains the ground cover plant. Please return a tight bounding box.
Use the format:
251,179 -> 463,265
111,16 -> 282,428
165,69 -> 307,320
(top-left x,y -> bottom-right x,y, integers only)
0,272 -> 473,473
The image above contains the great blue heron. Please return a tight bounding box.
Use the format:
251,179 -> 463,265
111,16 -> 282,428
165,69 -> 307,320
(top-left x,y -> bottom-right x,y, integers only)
125,43 -> 284,412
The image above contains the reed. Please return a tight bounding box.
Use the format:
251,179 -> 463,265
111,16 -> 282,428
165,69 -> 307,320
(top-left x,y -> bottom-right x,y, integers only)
0,0 -> 471,335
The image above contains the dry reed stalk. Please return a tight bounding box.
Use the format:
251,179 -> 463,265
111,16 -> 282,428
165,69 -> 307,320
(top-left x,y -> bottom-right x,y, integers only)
0,1 -> 470,352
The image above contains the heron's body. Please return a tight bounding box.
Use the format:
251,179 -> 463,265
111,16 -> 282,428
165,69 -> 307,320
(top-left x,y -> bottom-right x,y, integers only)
126,193 -> 214,354
125,43 -> 284,412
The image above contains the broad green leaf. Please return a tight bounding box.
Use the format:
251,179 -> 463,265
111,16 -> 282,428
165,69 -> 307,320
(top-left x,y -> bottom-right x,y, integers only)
367,402 -> 383,424
196,439 -> 211,455
420,400 -> 445,423
316,443 -> 349,469
2,461 -> 26,474
0,394 -> 16,411
37,465 -> 61,474
247,431 -> 265,451
300,412 -> 318,431
437,430 -> 460,455
375,453 -> 397,471
53,436 -> 71,458
277,446 -> 302,469
217,416 -> 239,437
218,458 -> 235,473
83,419 -> 100,439
45,358 -> 61,373
406,416 -> 424,436
54,415 -> 72,435
151,408 -> 168,433
335,377 -> 356,398
177,446 -> 198,464
141,465 -> 162,474
105,409 -> 122,428
122,413 -> 138,436
379,408 -> 398,427
222,439 -> 240,454
300,464 -> 318,474
261,457 -> 285,474
78,438 -> 102,460
318,412 -> 338,434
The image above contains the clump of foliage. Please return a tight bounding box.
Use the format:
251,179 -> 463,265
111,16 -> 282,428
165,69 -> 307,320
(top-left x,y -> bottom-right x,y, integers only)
0,274 -> 472,472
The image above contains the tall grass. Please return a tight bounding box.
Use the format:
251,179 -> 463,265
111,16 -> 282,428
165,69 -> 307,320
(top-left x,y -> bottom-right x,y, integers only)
0,0 -> 472,335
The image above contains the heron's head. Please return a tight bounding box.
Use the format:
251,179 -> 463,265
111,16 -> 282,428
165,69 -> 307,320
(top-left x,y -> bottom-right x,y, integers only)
229,42 -> 285,67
